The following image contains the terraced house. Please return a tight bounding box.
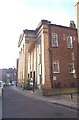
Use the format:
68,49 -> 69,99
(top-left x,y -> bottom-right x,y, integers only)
18,20 -> 78,89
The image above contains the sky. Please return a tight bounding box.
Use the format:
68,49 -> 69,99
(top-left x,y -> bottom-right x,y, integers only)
0,0 -> 75,69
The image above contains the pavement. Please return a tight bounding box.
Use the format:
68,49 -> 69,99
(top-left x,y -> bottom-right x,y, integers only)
11,86 -> 79,111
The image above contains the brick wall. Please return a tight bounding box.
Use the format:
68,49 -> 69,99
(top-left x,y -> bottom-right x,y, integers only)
50,25 -> 78,88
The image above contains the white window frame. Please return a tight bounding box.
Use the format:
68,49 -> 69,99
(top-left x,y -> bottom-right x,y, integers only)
69,62 -> 74,73
53,61 -> 60,73
52,33 -> 58,47
67,36 -> 73,48
38,54 -> 41,65
38,64 -> 41,75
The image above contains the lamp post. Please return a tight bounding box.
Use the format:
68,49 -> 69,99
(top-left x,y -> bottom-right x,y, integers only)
70,69 -> 75,99
13,66 -> 15,81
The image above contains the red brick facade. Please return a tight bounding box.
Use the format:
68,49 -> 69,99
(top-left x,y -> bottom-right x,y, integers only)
49,24 -> 78,88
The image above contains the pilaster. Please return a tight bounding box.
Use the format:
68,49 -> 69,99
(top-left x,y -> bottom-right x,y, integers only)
41,24 -> 52,89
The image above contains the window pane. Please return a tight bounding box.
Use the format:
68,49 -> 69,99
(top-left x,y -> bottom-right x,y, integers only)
53,61 -> 60,73
52,33 -> 58,47
67,36 -> 73,48
69,63 -> 74,73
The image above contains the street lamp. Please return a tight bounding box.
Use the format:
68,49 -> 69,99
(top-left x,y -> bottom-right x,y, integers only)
70,69 -> 75,99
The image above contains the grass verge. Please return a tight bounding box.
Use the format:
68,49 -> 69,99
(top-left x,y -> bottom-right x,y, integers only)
42,87 -> 78,96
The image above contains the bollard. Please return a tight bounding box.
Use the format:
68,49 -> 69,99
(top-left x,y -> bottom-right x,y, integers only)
70,93 -> 73,99
33,83 -> 34,92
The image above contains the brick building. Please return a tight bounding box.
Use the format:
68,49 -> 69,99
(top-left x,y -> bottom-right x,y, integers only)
18,20 -> 78,89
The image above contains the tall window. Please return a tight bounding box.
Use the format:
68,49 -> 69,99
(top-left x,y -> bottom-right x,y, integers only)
53,61 -> 60,73
38,54 -> 41,64
69,62 -> 74,73
52,33 -> 58,47
67,36 -> 73,48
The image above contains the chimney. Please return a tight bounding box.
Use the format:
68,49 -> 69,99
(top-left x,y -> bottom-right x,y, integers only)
69,21 -> 76,28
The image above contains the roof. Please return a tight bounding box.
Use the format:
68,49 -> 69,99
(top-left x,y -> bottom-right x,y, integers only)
23,29 -> 35,34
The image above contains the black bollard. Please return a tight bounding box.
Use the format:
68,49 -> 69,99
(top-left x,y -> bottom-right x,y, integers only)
70,93 -> 73,99
33,78 -> 35,93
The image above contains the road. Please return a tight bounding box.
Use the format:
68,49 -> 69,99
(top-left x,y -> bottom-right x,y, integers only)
0,96 -> 2,120
2,86 -> 78,119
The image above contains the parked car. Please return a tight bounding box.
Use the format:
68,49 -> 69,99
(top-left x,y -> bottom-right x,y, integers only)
6,82 -> 11,86
11,80 -> 17,86
3,82 -> 6,87
0,81 -> 3,96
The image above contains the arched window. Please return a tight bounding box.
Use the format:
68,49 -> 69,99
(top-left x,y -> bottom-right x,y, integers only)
67,35 -> 73,48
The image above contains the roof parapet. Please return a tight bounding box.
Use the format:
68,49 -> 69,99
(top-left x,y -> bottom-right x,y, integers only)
36,19 -> 51,30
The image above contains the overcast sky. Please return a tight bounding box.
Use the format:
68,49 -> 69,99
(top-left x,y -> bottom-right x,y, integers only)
0,0 -> 75,69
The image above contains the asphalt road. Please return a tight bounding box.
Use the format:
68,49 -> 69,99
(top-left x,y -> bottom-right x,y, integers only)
0,96 -> 2,120
2,86 -> 78,119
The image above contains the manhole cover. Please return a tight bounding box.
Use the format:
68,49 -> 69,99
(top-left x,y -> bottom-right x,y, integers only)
55,112 -> 64,116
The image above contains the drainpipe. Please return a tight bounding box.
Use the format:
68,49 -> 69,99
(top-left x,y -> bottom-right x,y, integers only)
48,24 -> 53,88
